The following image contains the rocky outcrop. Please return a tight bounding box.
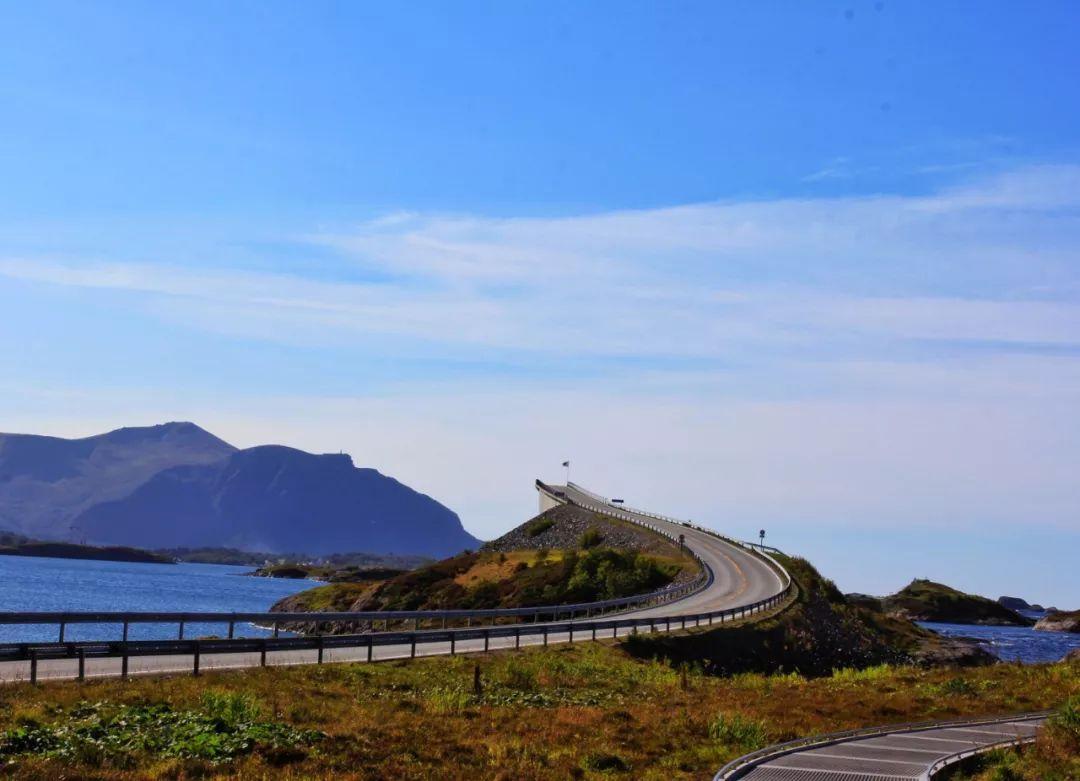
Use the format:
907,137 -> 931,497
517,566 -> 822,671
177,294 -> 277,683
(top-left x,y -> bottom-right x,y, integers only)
883,580 -> 1033,626
913,637 -> 998,667
998,596 -> 1046,613
483,504 -> 680,558
1063,648 -> 1080,663
1035,610 -> 1080,633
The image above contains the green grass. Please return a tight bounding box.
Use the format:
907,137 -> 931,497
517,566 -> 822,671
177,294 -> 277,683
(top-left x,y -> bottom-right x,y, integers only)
0,692 -> 322,768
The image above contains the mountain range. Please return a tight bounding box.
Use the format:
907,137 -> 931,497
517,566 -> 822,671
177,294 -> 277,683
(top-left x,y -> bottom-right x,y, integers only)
0,423 -> 479,557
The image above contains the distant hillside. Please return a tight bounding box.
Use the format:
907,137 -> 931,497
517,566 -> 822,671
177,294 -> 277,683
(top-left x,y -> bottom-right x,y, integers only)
0,422 -> 479,558
882,579 -> 1033,626
75,444 -> 479,557
0,422 -> 235,539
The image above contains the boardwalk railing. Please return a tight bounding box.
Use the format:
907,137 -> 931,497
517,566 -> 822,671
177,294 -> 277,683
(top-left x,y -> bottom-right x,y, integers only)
712,712 -> 1050,780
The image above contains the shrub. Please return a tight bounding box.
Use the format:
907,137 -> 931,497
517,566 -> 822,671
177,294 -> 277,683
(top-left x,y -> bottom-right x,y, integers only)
1049,695 -> 1080,745
581,752 -> 630,772
579,528 -> 604,549
0,694 -> 323,766
526,518 -> 555,538
708,713 -> 769,750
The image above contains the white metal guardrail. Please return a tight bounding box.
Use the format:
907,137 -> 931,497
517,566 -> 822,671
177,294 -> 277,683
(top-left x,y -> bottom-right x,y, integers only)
0,481 -> 795,684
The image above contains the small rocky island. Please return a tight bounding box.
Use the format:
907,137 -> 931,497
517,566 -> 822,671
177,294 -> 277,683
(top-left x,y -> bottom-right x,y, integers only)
862,579 -> 1034,626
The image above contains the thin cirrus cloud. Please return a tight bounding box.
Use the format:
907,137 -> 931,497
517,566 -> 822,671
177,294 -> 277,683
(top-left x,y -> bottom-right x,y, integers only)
2,164 -> 1079,363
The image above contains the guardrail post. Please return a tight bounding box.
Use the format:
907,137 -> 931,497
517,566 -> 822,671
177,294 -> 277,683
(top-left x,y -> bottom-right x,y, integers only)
515,627 -> 521,649
273,621 -> 279,638
450,634 -> 456,655
178,620 -> 185,639
58,621 -> 65,643
666,617 -> 671,632
543,627 -> 548,646
367,636 -> 374,662
122,620 -> 129,642
77,648 -> 86,681
612,623 -> 617,639
483,630 -> 489,652
260,640 -> 267,667
121,644 -> 129,679
413,617 -> 418,631
591,625 -> 596,641
228,619 -> 235,640
193,642 -> 201,676
29,650 -> 38,685
317,637 -> 324,664
411,634 -> 417,658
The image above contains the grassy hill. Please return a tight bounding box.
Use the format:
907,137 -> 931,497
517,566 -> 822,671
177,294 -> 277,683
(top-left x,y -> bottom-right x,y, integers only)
271,504 -> 698,631
881,579 -> 1034,626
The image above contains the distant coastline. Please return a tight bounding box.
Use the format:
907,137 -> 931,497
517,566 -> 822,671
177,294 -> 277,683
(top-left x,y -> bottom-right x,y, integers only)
0,540 -> 173,565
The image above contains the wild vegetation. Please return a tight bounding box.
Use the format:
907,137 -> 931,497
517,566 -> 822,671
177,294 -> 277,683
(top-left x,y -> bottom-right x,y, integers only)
944,695 -> 1080,780
0,644 -> 1075,779
275,547 -> 689,619
271,505 -> 698,629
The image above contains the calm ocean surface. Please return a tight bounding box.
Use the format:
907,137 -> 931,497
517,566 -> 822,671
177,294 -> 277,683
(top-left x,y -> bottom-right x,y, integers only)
0,555 -> 315,643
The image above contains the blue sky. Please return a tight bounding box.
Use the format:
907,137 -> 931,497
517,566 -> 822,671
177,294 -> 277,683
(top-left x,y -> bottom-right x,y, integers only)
2,2 -> 1079,605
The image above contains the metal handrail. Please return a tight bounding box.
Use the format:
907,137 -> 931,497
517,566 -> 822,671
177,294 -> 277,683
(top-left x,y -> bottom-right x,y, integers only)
712,711 -> 1050,780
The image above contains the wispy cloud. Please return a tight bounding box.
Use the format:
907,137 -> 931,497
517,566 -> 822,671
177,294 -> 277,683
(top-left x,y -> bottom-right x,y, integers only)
3,165 -> 1079,361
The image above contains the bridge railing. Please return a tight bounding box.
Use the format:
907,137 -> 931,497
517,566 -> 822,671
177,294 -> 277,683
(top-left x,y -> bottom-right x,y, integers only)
0,482 -> 714,648
0,481 -> 799,682
0,579 -> 793,684
558,480 -> 792,596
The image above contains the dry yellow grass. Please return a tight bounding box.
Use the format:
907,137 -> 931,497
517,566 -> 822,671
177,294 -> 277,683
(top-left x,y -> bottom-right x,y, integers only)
452,551 -> 565,587
0,641 -> 1076,780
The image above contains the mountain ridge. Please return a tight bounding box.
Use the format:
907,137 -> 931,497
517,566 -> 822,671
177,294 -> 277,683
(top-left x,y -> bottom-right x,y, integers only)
0,423 -> 478,557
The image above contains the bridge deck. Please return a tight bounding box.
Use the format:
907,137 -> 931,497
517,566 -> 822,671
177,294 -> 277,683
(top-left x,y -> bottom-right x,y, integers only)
736,716 -> 1044,781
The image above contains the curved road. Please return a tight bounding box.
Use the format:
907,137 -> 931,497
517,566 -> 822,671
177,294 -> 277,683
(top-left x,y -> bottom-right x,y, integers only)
718,714 -> 1046,781
0,480 -> 787,683
555,483 -> 784,618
